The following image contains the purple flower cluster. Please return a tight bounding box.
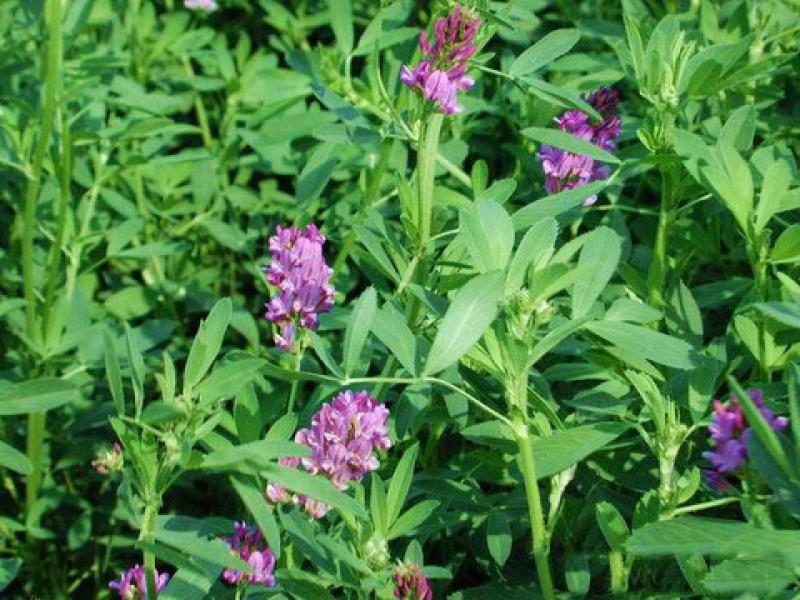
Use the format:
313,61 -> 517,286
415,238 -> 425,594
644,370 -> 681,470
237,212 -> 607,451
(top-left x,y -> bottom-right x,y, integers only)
264,224 -> 335,351
703,389 -> 788,491
393,562 -> 433,600
400,4 -> 480,114
267,390 -> 391,518
184,0 -> 217,12
220,522 -> 276,588
108,564 -> 170,599
538,87 -> 621,206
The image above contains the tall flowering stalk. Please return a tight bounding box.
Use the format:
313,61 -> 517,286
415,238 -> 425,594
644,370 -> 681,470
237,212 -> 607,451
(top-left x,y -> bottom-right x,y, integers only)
267,390 -> 391,518
264,224 -> 335,351
108,564 -> 170,599
400,4 -> 481,252
400,3 -> 480,115
220,522 -> 277,588
704,389 -> 788,492
538,87 -> 621,206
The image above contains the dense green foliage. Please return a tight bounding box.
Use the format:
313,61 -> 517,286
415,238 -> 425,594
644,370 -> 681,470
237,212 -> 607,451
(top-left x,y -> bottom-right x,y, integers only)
1,0 -> 800,598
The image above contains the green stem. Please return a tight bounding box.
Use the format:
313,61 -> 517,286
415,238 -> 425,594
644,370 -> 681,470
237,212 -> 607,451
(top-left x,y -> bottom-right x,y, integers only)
417,113 -> 443,250
340,375 -> 512,428
646,167 -> 675,310
42,110 -> 71,338
182,56 -> 213,148
287,347 -> 304,413
25,413 -> 46,520
609,550 -> 628,594
333,139 -> 393,276
671,496 -> 739,516
24,0 -> 62,524
509,377 -> 555,600
139,501 -> 160,599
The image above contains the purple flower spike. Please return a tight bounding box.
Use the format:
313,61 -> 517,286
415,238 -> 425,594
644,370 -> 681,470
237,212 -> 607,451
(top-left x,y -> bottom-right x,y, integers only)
393,562 -> 433,600
537,87 -> 621,206
703,388 -> 788,492
267,390 -> 391,519
221,522 -> 276,588
184,0 -> 217,12
263,224 -> 335,351
109,564 -> 170,599
401,4 -> 481,114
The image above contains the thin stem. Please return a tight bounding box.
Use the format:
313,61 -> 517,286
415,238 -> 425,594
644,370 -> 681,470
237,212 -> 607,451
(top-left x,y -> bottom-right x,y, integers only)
435,151 -> 471,188
22,0 -> 62,344
333,139 -> 393,276
609,550 -> 628,594
646,167 -> 675,310
339,375 -> 512,428
508,376 -> 555,600
287,347 -> 304,414
671,496 -> 739,516
182,56 -> 213,148
24,0 -> 62,524
139,502 -> 159,599
515,425 -> 556,599
42,110 -> 71,338
417,113 -> 443,250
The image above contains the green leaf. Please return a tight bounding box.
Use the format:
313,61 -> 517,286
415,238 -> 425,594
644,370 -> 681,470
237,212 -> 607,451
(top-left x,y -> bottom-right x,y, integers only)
596,501 -> 629,552
753,302 -> 800,329
386,443 -> 419,528
571,226 -> 622,318
262,463 -> 367,520
727,375 -> 792,477
512,179 -> 612,230
261,361 -> 339,384
296,142 -> 340,206
509,29 -> 581,77
230,475 -> 282,557
342,287 -> 377,376
277,568 -> 336,600
460,201 -> 515,273
200,440 -> 308,471
195,357 -> 265,407
770,223 -> 800,264
506,217 -> 557,294
155,517 -> 251,572
104,328 -> 125,416
234,383 -> 260,444
522,127 -> 621,164
0,378 -> 80,415
626,516 -> 800,562
0,440 -> 32,475
0,558 -> 22,593
423,271 -> 504,376
328,0 -> 353,53
370,474 -> 389,536
387,499 -> 440,540
532,422 -> 630,479
486,511 -> 512,567
756,159 -> 792,233
585,321 -> 698,369
703,556 -> 796,595
371,303 -> 418,376
183,298 -> 232,396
